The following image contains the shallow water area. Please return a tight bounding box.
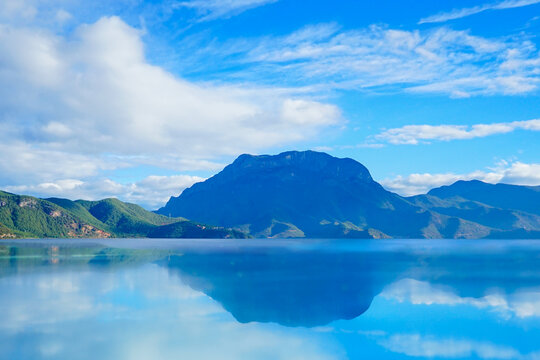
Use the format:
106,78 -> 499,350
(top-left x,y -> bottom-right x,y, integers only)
1,238 -> 540,360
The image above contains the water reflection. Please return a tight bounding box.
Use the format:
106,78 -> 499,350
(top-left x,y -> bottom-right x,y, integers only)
164,250 -> 400,326
160,240 -> 540,326
0,239 -> 539,360
382,278 -> 540,319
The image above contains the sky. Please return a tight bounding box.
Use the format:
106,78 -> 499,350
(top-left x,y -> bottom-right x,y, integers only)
0,0 -> 539,209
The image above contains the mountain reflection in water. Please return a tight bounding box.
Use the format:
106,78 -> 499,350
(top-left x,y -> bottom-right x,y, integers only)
160,240 -> 540,326
1,239 -> 540,360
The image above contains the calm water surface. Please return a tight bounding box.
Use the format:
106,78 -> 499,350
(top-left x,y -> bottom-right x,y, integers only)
1,239 -> 540,360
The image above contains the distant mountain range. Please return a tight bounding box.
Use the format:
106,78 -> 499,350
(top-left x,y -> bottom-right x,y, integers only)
158,150 -> 540,239
0,191 -> 246,239
2,150 -> 539,239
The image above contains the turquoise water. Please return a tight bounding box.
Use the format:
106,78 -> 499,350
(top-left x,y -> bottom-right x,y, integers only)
1,239 -> 540,359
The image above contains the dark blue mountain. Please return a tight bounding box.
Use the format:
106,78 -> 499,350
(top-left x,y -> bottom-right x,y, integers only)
405,180 -> 540,238
163,248 -> 408,327
427,180 -> 540,216
158,150 -> 522,238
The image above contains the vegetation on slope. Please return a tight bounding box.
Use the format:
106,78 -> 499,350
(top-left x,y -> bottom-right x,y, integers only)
0,191 -> 110,238
148,221 -> 249,238
0,191 -> 247,239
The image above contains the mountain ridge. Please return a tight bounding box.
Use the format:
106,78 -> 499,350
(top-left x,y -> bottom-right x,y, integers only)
159,150 -> 540,239
0,191 -> 247,239
2,150 -> 539,239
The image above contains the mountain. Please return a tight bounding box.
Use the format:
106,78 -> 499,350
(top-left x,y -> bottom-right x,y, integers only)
0,191 -> 247,239
408,180 -> 540,238
4,151 -> 538,239
158,150 -> 535,239
0,191 -> 110,238
426,180 -> 540,216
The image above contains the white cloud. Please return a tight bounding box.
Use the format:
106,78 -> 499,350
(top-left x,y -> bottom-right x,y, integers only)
281,98 -> 340,125
0,0 -> 37,20
4,174 -> 205,209
0,142 -> 119,185
55,9 -> 72,23
500,162 -> 540,184
380,333 -> 521,359
0,272 -> 108,333
184,24 -> 540,97
0,17 -> 340,157
0,263 -> 337,359
380,161 -> 540,196
382,278 -> 540,319
419,0 -> 540,24
375,119 -> 540,145
0,16 -> 341,203
175,0 -> 278,21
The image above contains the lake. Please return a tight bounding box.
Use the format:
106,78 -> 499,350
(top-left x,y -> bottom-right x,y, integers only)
1,239 -> 540,359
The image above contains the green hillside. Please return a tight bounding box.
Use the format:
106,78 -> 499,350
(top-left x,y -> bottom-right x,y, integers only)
46,197 -> 180,236
0,191 -> 247,239
0,191 -> 110,238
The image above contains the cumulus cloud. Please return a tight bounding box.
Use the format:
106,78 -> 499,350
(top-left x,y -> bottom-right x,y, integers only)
0,263 -> 336,359
375,119 -> 540,145
0,16 -> 341,205
383,278 -> 540,319
179,23 -> 540,97
419,0 -> 540,24
0,17 -> 340,157
5,17 -> 339,156
4,175 -> 205,209
0,271 -> 110,333
380,161 -> 540,196
175,0 -> 278,21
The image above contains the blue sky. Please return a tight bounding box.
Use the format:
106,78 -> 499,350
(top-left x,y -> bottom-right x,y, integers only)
0,0 -> 539,208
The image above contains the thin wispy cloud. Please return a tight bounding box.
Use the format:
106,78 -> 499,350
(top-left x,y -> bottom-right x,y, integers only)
178,24 -> 540,98
419,0 -> 540,24
380,333 -> 521,359
174,0 -> 278,21
375,119 -> 540,145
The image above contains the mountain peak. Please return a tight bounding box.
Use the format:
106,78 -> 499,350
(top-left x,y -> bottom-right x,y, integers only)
157,150 -> 540,239
223,150 -> 373,183
427,179 -> 540,216
157,150 -> 419,238
428,179 -> 489,196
